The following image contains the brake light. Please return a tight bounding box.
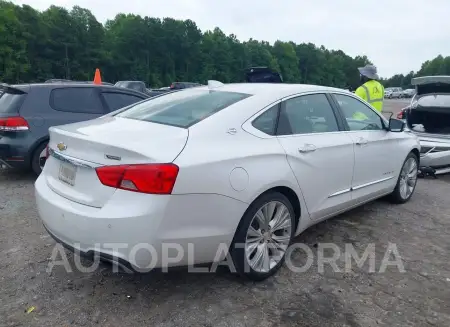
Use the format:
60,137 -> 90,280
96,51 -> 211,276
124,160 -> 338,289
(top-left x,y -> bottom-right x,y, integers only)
0,117 -> 29,131
397,111 -> 403,119
95,163 -> 179,194
170,83 -> 175,89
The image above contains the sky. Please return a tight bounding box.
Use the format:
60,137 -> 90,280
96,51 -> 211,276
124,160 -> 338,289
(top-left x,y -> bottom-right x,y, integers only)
11,0 -> 450,78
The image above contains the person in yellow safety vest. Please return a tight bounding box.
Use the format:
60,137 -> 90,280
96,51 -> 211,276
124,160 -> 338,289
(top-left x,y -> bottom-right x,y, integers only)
354,64 -> 385,116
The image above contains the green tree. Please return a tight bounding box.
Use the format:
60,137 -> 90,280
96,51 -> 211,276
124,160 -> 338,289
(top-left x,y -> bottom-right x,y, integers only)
0,0 -> 447,89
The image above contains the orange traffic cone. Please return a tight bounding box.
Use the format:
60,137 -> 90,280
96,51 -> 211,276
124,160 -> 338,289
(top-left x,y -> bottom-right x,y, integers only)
93,68 -> 102,85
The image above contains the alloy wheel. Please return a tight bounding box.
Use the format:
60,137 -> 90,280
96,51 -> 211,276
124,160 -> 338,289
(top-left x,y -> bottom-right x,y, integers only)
245,201 -> 292,273
399,157 -> 418,200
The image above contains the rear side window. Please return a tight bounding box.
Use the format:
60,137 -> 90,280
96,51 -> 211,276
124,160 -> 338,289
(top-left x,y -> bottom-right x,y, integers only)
51,88 -> 104,114
117,90 -> 251,128
252,105 -> 279,135
0,91 -> 27,114
102,92 -> 145,112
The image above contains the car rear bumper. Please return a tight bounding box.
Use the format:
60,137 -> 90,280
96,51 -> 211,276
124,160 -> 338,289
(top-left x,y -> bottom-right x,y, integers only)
418,138 -> 450,174
0,134 -> 35,169
35,175 -> 248,270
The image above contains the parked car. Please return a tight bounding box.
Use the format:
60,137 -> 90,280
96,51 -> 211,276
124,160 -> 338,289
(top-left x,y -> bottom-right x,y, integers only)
245,67 -> 283,83
401,89 -> 416,98
146,88 -> 176,98
385,87 -> 402,99
390,90 -> 403,99
35,82 -> 419,281
169,82 -> 203,90
45,79 -> 114,86
115,81 -> 148,94
402,76 -> 450,175
0,83 -> 149,174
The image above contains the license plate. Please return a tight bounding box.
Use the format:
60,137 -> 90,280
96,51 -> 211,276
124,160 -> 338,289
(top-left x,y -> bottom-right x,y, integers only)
58,162 -> 77,186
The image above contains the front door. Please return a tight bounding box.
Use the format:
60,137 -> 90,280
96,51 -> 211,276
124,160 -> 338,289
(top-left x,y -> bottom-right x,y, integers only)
332,93 -> 399,203
276,93 -> 355,220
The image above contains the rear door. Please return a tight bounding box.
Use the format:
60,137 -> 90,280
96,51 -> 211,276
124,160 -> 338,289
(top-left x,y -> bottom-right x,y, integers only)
276,93 -> 355,220
100,91 -> 147,112
331,93 -> 399,202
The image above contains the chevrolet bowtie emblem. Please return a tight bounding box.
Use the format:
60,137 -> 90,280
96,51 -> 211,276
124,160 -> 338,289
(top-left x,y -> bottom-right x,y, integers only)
57,142 -> 67,151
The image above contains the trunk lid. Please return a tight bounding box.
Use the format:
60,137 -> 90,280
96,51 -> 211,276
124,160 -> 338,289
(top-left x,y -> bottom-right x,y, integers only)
44,116 -> 188,208
412,76 -> 450,96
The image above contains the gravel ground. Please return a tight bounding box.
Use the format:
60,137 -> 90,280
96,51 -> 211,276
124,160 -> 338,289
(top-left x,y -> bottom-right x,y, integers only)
1,99 -> 449,327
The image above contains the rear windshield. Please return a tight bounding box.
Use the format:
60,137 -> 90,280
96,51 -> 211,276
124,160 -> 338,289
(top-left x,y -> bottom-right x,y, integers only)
0,90 -> 27,113
116,89 -> 252,128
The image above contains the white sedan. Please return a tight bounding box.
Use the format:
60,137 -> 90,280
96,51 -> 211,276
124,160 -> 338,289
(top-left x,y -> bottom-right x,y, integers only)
35,82 -> 420,281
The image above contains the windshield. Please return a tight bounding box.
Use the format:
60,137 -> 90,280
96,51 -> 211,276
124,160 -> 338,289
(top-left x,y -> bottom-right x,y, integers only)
116,89 -> 251,128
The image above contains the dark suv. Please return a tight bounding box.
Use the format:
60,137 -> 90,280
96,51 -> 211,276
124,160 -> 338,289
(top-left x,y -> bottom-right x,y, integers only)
0,83 -> 149,174
245,67 -> 283,83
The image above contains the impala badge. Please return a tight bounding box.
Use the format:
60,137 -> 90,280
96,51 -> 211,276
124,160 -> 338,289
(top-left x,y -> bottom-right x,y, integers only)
57,142 -> 67,151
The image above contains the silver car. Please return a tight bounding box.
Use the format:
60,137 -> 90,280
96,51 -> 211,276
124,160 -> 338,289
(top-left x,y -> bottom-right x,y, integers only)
405,76 -> 450,175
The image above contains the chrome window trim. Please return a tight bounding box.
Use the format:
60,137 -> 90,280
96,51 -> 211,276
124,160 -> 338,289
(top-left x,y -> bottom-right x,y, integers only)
242,90 -> 347,139
49,148 -> 100,169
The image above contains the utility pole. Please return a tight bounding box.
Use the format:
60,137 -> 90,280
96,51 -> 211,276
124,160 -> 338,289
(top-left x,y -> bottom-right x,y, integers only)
64,44 -> 70,79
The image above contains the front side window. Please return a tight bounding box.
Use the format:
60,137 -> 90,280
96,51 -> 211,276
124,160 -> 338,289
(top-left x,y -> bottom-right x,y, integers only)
116,89 -> 251,128
334,94 -> 384,131
277,94 -> 339,135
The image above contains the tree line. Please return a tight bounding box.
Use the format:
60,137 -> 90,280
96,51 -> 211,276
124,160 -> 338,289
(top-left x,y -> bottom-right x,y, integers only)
382,55 -> 450,89
0,0 -> 448,90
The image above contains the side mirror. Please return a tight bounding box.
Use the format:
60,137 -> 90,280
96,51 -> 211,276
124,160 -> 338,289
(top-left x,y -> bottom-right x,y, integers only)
388,118 -> 406,132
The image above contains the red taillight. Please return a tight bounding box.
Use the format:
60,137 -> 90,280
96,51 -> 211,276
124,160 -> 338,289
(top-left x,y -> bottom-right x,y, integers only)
95,163 -> 179,194
0,117 -> 29,131
396,111 -> 403,119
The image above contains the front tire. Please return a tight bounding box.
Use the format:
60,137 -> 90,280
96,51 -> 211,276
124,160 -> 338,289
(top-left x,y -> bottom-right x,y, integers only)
388,152 -> 418,204
230,191 -> 296,281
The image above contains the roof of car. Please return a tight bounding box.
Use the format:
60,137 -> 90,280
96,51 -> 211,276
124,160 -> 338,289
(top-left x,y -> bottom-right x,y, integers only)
197,83 -> 346,97
12,83 -> 149,97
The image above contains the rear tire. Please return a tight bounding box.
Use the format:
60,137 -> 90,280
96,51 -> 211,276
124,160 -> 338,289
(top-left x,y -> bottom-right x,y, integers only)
31,142 -> 48,175
388,152 -> 418,204
230,191 -> 296,281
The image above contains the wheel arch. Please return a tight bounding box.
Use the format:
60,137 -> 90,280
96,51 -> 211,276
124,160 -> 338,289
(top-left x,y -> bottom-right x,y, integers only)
411,147 -> 420,162
247,185 -> 303,231
27,136 -> 49,166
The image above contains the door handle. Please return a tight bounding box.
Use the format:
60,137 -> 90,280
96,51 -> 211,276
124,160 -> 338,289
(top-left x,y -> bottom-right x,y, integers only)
355,137 -> 368,145
298,144 -> 317,153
